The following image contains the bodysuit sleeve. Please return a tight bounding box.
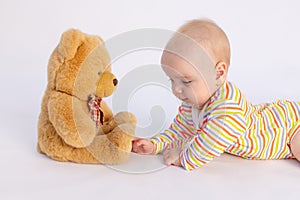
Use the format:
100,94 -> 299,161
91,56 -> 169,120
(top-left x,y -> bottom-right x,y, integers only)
180,101 -> 247,170
150,103 -> 195,154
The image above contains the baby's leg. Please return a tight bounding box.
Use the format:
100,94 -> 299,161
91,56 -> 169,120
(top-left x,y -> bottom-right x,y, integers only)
290,130 -> 300,161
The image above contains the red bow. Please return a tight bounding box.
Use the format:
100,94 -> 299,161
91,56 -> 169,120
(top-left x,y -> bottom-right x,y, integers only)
88,95 -> 104,128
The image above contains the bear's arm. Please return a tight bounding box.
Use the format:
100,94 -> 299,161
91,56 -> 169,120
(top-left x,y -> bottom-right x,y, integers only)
48,91 -> 96,148
100,100 -> 113,122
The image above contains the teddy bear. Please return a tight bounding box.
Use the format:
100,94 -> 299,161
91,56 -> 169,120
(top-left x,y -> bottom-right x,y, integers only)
37,29 -> 137,164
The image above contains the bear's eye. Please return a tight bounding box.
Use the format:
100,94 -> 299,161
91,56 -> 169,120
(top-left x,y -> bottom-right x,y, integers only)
97,72 -> 101,75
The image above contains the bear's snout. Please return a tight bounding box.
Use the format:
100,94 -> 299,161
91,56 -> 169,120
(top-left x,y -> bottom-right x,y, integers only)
96,72 -> 118,98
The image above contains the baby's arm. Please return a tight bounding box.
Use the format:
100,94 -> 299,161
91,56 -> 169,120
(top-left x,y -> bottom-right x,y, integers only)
150,104 -> 195,154
180,102 -> 247,170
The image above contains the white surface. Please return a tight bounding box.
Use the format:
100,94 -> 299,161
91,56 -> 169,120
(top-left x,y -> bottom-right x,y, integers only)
1,0 -> 300,199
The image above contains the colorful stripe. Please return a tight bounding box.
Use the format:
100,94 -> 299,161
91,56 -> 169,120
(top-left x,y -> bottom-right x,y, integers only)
151,81 -> 300,170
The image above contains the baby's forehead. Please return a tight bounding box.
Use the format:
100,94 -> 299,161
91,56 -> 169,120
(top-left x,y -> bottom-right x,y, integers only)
162,41 -> 213,68
162,36 -> 216,79
161,51 -> 211,77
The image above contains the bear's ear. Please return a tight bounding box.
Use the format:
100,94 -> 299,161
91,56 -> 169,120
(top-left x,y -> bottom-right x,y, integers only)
56,29 -> 85,62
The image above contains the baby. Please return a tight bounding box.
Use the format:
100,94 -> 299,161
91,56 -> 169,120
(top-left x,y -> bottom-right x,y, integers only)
132,19 -> 300,171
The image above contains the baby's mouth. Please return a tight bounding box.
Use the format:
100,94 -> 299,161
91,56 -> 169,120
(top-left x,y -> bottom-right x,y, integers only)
180,97 -> 188,102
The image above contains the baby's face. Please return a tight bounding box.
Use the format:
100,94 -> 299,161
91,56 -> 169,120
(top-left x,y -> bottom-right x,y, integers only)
161,52 -> 212,109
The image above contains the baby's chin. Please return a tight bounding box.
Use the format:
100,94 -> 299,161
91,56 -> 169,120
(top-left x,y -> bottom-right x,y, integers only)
182,99 -> 196,106
179,97 -> 205,109
183,100 -> 205,110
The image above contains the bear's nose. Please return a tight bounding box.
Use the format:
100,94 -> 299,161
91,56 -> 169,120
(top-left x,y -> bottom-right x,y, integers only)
113,78 -> 118,86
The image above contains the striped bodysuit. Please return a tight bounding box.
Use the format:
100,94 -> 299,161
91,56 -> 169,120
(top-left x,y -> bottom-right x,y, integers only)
150,81 -> 300,170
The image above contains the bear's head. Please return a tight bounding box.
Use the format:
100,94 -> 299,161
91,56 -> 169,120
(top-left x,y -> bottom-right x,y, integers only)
47,29 -> 117,100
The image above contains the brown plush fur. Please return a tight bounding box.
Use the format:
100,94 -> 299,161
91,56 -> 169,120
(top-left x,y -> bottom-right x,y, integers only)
37,29 -> 136,164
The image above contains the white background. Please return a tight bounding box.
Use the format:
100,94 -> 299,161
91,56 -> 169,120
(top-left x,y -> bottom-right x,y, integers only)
1,0 -> 300,199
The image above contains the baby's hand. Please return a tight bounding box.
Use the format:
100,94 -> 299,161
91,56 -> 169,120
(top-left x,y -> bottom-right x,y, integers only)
132,138 -> 154,155
162,147 -> 182,167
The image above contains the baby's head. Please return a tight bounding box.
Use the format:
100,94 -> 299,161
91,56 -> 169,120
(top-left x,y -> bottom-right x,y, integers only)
177,19 -> 231,67
161,19 -> 230,109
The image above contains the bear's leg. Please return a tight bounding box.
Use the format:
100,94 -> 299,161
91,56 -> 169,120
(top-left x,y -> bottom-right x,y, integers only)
38,120 -> 72,162
98,112 -> 136,135
87,123 -> 135,164
38,119 -> 100,164
114,112 -> 137,125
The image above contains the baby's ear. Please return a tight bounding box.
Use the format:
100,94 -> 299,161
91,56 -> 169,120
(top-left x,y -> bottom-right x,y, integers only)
57,29 -> 85,62
215,62 -> 227,78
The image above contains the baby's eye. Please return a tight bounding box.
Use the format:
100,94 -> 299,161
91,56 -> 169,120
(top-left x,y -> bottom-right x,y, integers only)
182,80 -> 192,85
169,78 -> 174,82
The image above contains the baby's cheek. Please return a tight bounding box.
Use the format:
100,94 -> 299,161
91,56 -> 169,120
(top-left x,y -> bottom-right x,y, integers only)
187,87 -> 197,97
